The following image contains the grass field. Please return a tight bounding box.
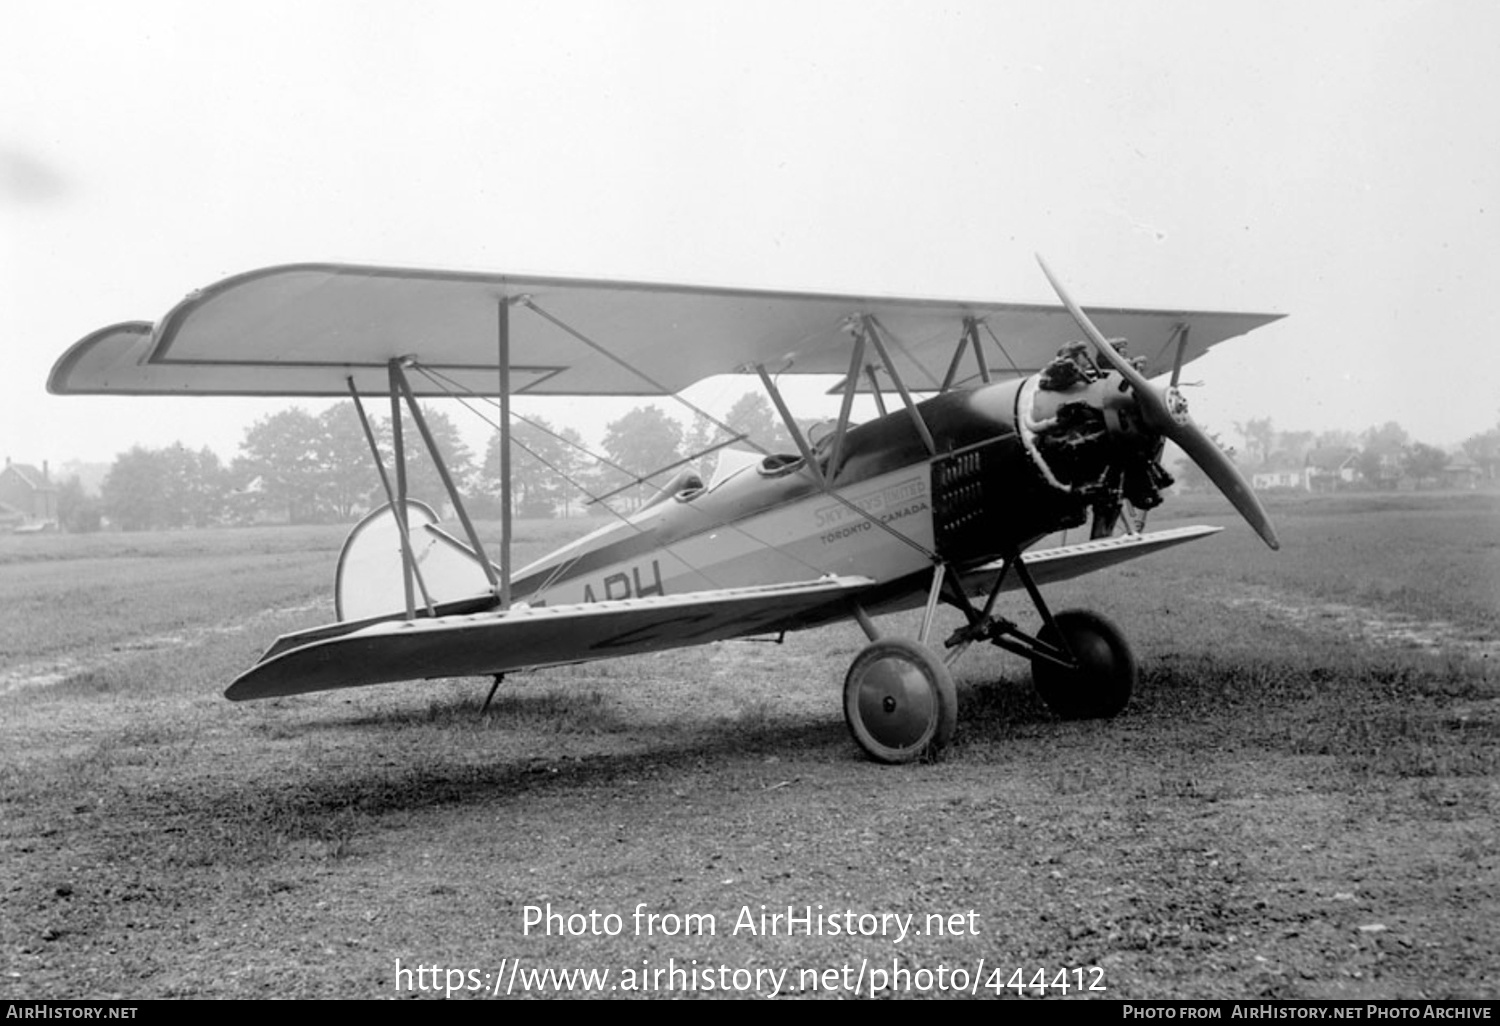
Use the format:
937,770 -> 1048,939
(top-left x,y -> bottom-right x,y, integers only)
1,492 -> 1496,999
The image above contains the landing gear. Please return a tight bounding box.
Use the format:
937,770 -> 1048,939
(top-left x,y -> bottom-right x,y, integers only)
843,638 -> 957,764
844,555 -> 1137,762
941,551 -> 1137,724
1030,609 -> 1135,720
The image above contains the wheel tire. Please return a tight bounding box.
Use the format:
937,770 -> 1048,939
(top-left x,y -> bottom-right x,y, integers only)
1031,609 -> 1136,721
843,638 -> 957,764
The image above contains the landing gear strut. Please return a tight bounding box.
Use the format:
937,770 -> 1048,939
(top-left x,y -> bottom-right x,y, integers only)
943,550 -> 1138,723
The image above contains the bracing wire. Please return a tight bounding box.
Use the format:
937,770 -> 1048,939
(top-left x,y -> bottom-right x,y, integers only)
408,364 -> 841,602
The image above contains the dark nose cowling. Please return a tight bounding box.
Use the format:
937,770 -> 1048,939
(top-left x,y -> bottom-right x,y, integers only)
1015,355 -> 1176,516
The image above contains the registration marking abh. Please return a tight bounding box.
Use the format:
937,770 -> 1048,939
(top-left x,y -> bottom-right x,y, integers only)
815,476 -> 929,544
582,560 -> 665,604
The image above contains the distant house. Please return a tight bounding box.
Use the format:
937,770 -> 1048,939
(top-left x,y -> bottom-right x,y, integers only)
0,459 -> 60,531
226,475 -> 290,526
1360,450 -> 1405,490
1304,447 -> 1359,491
1441,450 -> 1482,490
1251,453 -> 1305,491
1252,469 -> 1302,491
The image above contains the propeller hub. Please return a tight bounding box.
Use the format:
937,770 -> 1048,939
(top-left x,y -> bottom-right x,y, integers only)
1162,385 -> 1190,426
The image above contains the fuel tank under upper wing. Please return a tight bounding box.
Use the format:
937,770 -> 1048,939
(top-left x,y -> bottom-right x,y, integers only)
226,575 -> 874,700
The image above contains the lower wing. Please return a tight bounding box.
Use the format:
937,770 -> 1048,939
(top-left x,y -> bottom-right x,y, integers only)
960,524 -> 1222,594
226,576 -> 873,700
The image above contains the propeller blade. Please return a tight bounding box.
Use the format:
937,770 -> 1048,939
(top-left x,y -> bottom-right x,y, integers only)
1035,255 -> 1280,551
1165,405 -> 1281,551
1035,255 -> 1154,393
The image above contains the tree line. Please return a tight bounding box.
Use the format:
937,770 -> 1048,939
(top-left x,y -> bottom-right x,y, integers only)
61,397 -> 1499,532
1174,418 -> 1500,492
68,393 -> 792,531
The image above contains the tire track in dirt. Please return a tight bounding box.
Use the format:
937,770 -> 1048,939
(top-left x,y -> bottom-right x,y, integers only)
1220,585 -> 1498,661
0,600 -> 326,696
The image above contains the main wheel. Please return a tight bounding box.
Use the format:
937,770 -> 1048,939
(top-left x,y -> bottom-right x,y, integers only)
1030,610 -> 1136,721
843,638 -> 957,764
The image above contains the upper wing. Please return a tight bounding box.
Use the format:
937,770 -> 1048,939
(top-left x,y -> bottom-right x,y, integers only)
959,525 -> 1223,596
225,575 -> 873,700
50,263 -> 1282,398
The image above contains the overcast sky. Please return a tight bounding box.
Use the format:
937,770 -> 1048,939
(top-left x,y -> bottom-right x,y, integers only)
2,0 -> 1497,470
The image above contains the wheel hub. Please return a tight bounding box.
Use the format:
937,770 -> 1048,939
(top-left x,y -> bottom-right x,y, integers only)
843,638 -> 957,764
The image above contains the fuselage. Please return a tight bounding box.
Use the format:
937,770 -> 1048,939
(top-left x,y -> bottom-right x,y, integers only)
509,375 -> 1102,609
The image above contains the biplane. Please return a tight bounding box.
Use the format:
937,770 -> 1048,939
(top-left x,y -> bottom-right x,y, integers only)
48,257 -> 1281,763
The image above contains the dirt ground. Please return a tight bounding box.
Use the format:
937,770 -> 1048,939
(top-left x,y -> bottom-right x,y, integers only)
2,496 -> 1497,999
